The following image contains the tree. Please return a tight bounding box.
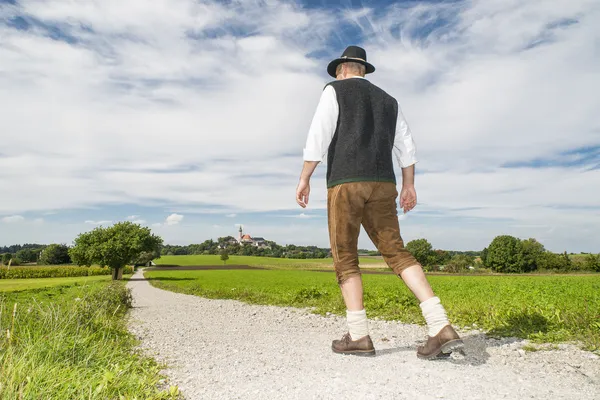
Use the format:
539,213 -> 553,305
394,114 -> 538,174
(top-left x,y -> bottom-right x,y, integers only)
134,250 -> 161,267
536,251 -> 571,271
220,249 -> 229,265
444,254 -> 474,273
480,247 -> 488,266
584,253 -> 600,272
2,253 -> 12,265
486,235 -> 522,273
70,222 -> 163,280
39,244 -> 71,265
517,238 -> 545,272
432,249 -> 451,266
16,248 -> 38,263
405,239 -> 434,266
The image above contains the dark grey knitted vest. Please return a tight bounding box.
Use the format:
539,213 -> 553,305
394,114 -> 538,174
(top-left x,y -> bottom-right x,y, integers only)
325,78 -> 399,188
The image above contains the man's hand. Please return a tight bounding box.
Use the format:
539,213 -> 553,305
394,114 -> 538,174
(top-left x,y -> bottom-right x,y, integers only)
400,185 -> 417,213
296,178 -> 310,208
296,161 -> 319,208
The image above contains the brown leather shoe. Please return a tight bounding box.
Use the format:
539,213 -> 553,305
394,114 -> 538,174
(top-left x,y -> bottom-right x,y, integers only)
417,325 -> 463,360
332,332 -> 376,356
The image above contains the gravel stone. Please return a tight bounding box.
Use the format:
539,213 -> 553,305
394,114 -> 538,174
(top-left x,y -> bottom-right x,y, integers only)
127,269 -> 599,400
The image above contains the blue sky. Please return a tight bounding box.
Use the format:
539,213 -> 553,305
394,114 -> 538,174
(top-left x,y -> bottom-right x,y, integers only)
1,0 -> 599,253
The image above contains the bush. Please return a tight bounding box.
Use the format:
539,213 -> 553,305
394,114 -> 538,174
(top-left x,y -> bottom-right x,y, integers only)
537,251 -> 572,272
15,249 -> 39,263
0,265 -> 133,280
584,253 -> 600,272
39,244 -> 71,265
2,253 -> 13,265
444,254 -> 474,273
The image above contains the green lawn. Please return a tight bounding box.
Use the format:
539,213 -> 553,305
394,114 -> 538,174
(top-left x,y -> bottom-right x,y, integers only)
0,278 -> 178,399
155,254 -> 386,268
145,269 -> 600,352
0,275 -> 118,292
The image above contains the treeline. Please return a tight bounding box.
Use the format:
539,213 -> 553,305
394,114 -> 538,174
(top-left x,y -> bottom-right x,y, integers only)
160,237 -> 331,259
2,234 -> 599,273
406,235 -> 600,273
1,243 -> 71,266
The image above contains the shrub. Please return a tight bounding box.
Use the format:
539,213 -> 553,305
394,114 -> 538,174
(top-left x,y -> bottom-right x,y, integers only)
2,253 -> 13,265
584,253 -> 600,272
38,244 -> 71,265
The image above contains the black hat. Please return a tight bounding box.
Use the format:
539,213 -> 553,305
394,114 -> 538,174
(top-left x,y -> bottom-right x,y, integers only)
327,45 -> 375,78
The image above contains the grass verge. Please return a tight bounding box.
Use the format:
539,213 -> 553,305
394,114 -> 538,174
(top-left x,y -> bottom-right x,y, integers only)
0,279 -> 180,399
145,269 -> 600,352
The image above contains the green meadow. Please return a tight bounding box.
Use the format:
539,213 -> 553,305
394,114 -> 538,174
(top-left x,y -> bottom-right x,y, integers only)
155,254 -> 386,269
145,268 -> 600,352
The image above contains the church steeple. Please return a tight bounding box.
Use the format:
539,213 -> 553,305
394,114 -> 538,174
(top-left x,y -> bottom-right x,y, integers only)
238,225 -> 243,241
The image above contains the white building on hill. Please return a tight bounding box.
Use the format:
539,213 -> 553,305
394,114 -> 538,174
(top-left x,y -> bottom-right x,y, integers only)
237,226 -> 269,249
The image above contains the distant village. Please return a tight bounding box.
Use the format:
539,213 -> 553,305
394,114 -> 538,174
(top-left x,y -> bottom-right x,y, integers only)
219,226 -> 270,249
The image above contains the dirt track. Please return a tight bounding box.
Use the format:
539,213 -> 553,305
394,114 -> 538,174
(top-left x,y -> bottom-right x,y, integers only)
127,269 -> 600,400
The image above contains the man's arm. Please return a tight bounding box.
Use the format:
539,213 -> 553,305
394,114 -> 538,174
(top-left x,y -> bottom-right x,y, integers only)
300,161 -> 320,182
297,85 -> 338,207
401,164 -> 415,187
393,104 -> 418,213
392,104 -> 418,180
302,85 -> 338,168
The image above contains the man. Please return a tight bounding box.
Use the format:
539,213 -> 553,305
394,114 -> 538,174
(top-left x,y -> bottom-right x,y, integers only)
296,46 -> 463,359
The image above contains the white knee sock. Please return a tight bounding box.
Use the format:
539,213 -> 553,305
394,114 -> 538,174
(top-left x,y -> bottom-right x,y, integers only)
346,309 -> 369,340
419,296 -> 450,337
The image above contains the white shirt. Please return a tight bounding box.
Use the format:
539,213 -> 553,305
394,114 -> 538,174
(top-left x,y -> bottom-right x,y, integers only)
302,77 -> 417,168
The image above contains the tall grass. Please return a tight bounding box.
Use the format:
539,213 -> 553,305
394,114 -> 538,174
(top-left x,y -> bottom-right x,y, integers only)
0,281 -> 180,399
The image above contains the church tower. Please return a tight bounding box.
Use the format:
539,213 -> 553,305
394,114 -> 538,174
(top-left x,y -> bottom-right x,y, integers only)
238,225 -> 243,242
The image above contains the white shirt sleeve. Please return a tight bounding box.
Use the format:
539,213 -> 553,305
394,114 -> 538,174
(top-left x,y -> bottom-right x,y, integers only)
393,104 -> 418,168
303,85 -> 338,163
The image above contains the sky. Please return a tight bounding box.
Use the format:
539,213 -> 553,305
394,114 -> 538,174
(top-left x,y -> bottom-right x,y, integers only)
1,0 -> 599,253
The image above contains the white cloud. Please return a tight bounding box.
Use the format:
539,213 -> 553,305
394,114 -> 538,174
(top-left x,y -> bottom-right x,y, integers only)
152,223 -> 162,227
165,213 -> 184,226
283,213 -> 315,219
84,220 -> 112,225
32,218 -> 44,225
2,215 -> 24,223
126,215 -> 140,220
0,0 -> 598,252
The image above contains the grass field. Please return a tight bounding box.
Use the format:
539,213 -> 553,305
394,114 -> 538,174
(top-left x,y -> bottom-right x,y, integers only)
155,254 -> 387,269
145,269 -> 600,352
0,278 -> 179,399
0,275 -> 116,292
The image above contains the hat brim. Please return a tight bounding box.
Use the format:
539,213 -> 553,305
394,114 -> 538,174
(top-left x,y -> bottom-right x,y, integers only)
327,58 -> 375,78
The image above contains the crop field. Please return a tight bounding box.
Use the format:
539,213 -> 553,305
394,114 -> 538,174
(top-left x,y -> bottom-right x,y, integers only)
144,269 -> 600,352
0,275 -> 113,292
155,254 -> 387,269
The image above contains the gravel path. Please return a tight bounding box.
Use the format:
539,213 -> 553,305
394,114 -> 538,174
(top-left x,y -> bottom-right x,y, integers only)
126,269 -> 599,399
